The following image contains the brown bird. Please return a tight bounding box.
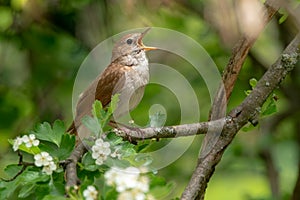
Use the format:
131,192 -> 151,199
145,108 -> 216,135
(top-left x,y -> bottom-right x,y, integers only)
68,28 -> 157,139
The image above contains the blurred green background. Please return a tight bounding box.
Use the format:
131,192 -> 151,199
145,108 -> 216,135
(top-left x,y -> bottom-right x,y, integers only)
0,0 -> 299,199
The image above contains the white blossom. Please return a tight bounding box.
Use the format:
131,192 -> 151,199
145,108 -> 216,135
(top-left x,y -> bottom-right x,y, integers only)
91,138 -> 111,166
118,189 -> 146,200
136,176 -> 150,193
118,191 -> 135,200
34,152 -> 53,167
22,134 -> 39,148
104,167 -> 151,200
95,154 -> 108,165
13,137 -> 23,151
42,161 -> 57,175
83,185 -> 98,200
111,149 -> 122,160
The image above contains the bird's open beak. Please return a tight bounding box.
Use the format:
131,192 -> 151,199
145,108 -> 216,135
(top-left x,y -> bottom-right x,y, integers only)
138,28 -> 158,51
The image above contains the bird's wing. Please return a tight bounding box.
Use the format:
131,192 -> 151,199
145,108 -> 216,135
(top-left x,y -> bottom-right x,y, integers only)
94,63 -> 128,108
68,63 -> 127,133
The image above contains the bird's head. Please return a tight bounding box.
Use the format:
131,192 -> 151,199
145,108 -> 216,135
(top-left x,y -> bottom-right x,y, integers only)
111,28 -> 157,62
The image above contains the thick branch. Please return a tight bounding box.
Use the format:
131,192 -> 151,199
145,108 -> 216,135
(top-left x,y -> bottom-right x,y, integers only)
210,0 -> 279,119
65,141 -> 87,190
182,0 -> 281,199
181,33 -> 300,200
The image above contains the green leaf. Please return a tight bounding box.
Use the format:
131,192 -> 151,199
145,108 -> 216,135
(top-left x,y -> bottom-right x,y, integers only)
0,167 -> 50,199
0,178 -> 19,199
42,195 -> 67,200
18,183 -> 36,198
92,100 -> 103,119
40,134 -> 75,160
104,188 -> 118,200
106,132 -> 123,145
48,176 -> 65,196
20,169 -> 49,183
135,142 -> 151,153
20,144 -> 41,155
241,123 -> 255,132
119,142 -> 136,158
262,98 -> 277,116
82,152 -> 99,171
249,78 -> 257,88
150,175 -> 167,187
8,139 -> 41,155
81,115 -> 102,136
149,182 -> 174,199
149,175 -> 174,199
32,120 -> 65,147
4,164 -> 22,177
35,184 -> 50,199
56,134 -> 76,160
108,94 -> 120,114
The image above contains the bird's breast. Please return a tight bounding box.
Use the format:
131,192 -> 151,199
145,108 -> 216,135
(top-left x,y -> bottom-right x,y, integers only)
113,54 -> 150,118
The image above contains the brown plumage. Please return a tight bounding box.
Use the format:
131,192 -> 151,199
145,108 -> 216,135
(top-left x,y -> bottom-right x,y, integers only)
68,28 -> 157,138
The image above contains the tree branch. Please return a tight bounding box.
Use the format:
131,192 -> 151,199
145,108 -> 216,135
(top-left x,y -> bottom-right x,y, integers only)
65,141 -> 87,191
181,32 -> 300,200
115,119 -> 226,140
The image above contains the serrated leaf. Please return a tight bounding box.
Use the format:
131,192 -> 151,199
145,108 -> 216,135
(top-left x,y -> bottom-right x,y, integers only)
40,134 -> 75,160
108,94 -> 120,114
81,115 -> 102,136
92,100 -> 103,119
32,120 -> 64,146
249,78 -> 257,88
106,132 -> 123,145
56,134 -> 76,160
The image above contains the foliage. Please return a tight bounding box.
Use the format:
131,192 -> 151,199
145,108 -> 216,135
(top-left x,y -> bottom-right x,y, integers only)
0,0 -> 299,199
0,97 -> 172,199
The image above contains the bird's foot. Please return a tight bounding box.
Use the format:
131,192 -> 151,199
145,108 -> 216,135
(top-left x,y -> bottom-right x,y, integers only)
110,120 -> 144,144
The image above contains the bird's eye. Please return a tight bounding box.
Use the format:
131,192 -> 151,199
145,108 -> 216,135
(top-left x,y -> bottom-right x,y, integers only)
126,39 -> 133,45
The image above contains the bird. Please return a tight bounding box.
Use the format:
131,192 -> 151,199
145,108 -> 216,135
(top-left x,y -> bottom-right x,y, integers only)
68,28 -> 157,139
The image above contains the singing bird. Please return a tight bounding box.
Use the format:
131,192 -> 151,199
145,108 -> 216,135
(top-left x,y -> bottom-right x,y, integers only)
68,28 -> 157,138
